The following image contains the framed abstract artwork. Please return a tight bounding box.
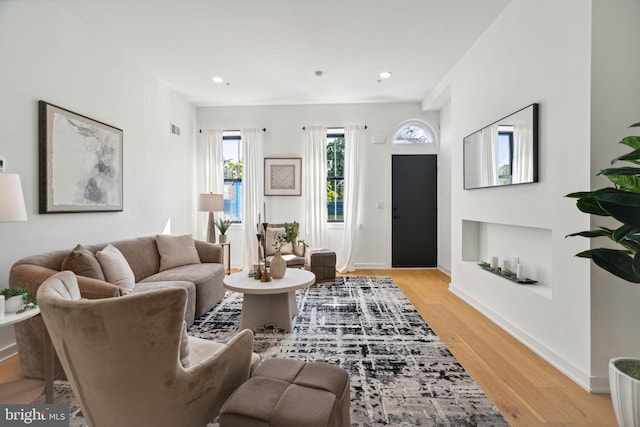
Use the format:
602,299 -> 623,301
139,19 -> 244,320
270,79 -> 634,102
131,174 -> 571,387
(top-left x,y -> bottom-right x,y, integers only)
39,101 -> 123,213
264,157 -> 302,196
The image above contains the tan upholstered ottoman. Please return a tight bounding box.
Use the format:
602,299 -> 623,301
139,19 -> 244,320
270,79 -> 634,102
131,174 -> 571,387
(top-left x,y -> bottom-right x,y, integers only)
220,358 -> 350,427
305,249 -> 336,282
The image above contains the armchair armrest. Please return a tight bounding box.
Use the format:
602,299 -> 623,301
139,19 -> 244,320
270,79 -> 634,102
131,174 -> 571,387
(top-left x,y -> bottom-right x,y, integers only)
293,242 -> 306,257
181,329 -> 255,423
194,240 -> 223,264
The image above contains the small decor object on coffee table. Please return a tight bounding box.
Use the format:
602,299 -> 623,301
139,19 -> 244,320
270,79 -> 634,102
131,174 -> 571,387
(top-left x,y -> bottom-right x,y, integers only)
260,222 -> 271,282
269,250 -> 287,279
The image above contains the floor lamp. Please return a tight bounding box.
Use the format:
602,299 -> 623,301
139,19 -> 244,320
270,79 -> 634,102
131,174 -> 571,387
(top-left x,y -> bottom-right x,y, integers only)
198,193 -> 223,243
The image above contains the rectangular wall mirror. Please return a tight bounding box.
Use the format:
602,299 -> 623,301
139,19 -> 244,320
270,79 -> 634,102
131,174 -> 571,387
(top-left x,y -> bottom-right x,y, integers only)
463,103 -> 539,190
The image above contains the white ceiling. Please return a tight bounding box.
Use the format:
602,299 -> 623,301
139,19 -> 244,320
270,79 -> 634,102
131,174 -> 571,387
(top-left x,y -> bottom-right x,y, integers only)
53,0 -> 510,107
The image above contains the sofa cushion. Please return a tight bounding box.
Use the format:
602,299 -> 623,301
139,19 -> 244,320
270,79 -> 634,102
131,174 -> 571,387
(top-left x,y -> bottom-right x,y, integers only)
130,281 -> 196,326
156,234 -> 201,272
96,244 -> 135,294
141,263 -> 225,318
61,244 -> 106,281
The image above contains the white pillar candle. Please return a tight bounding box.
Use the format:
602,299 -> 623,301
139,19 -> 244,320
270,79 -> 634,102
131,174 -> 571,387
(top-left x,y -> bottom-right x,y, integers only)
500,257 -> 508,271
516,264 -> 525,280
0,295 -> 4,320
490,256 -> 499,270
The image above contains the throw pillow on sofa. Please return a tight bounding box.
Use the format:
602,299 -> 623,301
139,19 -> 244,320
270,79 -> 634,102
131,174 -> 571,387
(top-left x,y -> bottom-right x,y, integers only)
265,227 -> 293,255
61,244 -> 106,281
155,234 -> 201,272
96,244 -> 135,294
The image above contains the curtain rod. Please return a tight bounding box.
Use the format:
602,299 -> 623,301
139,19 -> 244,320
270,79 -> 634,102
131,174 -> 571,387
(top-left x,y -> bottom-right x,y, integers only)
302,126 -> 367,131
199,128 -> 266,133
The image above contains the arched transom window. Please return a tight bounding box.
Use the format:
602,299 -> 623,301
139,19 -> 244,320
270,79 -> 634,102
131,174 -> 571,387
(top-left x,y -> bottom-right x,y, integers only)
393,119 -> 438,145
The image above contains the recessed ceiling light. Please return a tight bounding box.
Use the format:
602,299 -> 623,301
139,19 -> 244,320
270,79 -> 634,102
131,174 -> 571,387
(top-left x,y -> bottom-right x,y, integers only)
379,71 -> 392,79
212,76 -> 224,84
314,70 -> 324,77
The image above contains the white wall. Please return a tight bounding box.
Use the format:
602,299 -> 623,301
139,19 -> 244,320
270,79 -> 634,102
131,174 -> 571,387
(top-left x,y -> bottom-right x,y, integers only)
0,1 -> 197,356
196,103 -> 447,270
589,0 -> 640,389
446,0 -> 595,388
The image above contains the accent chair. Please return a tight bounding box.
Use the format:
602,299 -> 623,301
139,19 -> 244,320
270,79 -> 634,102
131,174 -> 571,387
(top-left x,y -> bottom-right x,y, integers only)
37,271 -> 256,427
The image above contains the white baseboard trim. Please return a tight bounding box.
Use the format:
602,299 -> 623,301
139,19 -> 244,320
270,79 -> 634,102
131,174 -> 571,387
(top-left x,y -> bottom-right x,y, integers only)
437,265 -> 451,276
0,343 -> 17,363
449,281 -> 594,392
353,262 -> 387,269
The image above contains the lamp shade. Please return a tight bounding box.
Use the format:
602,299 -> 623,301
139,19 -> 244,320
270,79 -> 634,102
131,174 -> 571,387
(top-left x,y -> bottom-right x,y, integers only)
198,193 -> 224,212
0,173 -> 27,222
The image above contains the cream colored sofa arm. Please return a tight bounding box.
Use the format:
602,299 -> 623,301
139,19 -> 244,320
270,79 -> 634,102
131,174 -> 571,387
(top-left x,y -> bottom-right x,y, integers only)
194,240 -> 224,264
181,329 -> 255,424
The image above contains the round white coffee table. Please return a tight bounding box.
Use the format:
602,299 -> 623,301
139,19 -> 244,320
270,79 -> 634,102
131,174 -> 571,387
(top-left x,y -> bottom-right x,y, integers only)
223,268 -> 316,332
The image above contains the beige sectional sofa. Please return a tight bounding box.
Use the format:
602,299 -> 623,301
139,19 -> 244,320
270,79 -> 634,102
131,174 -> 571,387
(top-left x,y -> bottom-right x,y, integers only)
10,234 -> 226,380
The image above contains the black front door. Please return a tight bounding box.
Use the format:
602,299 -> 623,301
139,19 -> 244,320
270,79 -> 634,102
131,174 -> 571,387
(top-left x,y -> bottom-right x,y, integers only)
392,155 -> 437,267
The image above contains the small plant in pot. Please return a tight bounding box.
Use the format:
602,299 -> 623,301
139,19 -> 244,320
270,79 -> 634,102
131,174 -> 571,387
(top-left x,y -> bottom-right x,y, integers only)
0,288 -> 37,314
566,121 -> 640,427
215,217 -> 232,243
273,221 -> 308,255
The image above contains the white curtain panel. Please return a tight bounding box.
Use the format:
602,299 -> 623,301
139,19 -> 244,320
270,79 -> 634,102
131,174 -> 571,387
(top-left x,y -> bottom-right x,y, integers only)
480,124 -> 500,187
513,123 -> 533,183
241,128 -> 264,269
303,125 -> 328,249
336,124 -> 365,273
200,129 -> 224,239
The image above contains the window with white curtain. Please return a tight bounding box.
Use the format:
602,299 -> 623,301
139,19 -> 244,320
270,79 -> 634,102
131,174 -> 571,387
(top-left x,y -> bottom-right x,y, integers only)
222,131 -> 242,222
327,128 -> 345,223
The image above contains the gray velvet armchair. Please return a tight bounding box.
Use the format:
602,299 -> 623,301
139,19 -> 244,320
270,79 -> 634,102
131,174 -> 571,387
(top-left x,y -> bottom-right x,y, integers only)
37,271 -> 256,427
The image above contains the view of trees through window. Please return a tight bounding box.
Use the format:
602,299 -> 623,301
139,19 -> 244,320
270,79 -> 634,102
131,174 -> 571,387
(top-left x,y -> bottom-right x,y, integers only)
327,129 -> 345,222
498,129 -> 513,185
223,132 -> 242,222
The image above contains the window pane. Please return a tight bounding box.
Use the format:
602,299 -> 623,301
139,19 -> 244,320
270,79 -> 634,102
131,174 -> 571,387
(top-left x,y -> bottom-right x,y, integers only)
222,137 -> 242,222
327,132 -> 345,222
498,132 -> 512,185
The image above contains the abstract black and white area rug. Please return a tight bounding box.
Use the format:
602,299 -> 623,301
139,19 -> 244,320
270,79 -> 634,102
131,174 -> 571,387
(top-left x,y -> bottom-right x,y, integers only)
191,276 -> 510,426
42,276 -> 510,426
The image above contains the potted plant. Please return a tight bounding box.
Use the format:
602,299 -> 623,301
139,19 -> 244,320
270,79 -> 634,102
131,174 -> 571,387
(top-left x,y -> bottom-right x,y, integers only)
566,121 -> 640,427
214,217 -> 232,243
0,288 -> 37,314
273,221 -> 308,254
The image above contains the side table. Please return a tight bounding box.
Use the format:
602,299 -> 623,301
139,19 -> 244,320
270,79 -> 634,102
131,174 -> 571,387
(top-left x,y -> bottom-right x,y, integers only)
219,241 -> 231,275
0,308 -> 54,404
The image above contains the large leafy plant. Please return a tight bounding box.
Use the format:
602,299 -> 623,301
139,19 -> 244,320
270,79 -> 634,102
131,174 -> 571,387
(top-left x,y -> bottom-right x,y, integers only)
566,122 -> 640,282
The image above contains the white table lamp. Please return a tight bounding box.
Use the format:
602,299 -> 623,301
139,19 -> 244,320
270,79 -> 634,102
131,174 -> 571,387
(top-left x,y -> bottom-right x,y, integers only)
0,173 -> 27,222
198,193 -> 223,243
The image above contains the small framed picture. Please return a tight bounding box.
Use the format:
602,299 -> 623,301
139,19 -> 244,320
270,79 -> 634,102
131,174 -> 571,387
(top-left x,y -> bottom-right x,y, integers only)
39,101 -> 123,213
264,157 -> 302,196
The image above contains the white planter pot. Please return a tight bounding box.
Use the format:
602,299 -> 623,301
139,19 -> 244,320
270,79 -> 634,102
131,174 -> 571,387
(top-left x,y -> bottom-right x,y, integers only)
4,295 -> 24,313
609,357 -> 640,427
219,234 -> 228,243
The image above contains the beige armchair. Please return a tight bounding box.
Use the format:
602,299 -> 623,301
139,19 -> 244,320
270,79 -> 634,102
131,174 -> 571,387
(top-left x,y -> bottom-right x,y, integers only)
37,271 -> 256,427
258,222 -> 306,268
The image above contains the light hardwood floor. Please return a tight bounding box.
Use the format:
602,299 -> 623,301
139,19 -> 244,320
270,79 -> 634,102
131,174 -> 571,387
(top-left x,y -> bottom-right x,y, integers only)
0,269 -> 616,426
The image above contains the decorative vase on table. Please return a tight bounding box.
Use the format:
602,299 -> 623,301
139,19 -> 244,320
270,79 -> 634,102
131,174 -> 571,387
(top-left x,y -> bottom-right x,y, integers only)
269,250 -> 287,279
